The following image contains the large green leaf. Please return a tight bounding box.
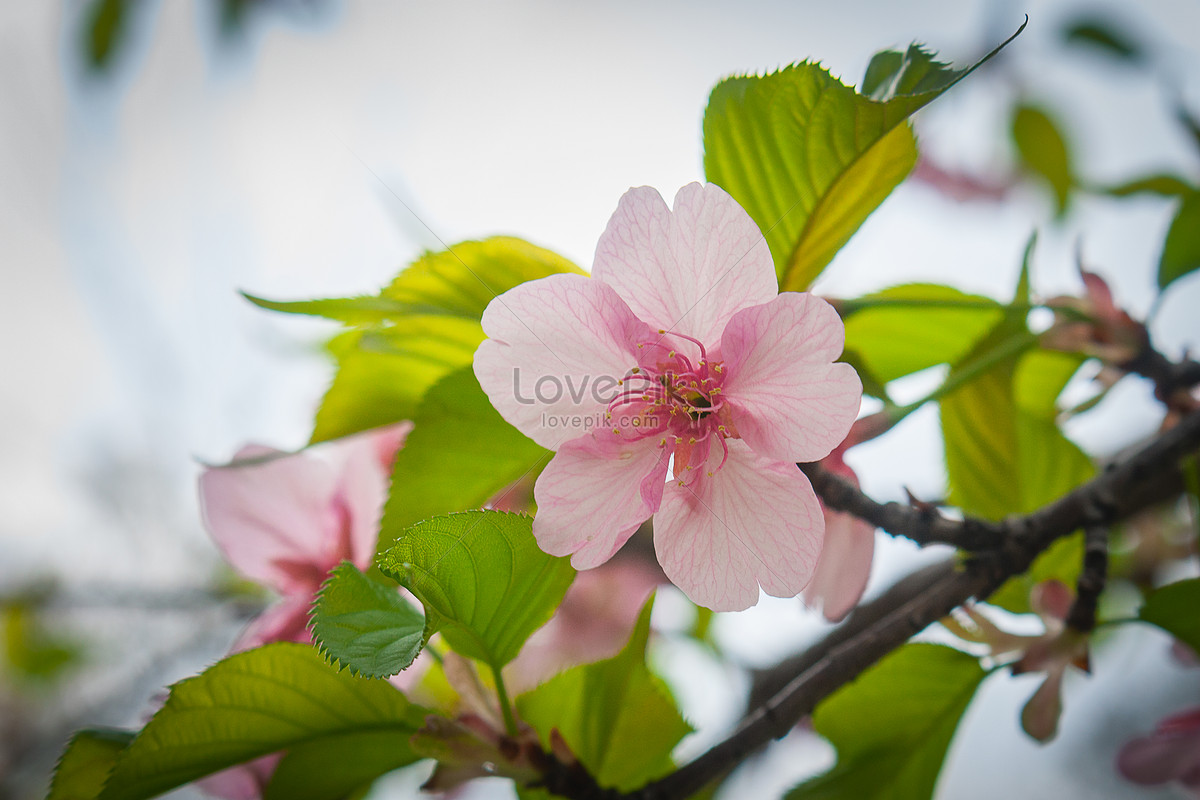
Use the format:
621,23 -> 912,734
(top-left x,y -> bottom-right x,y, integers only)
938,256 -> 1095,613
1159,191 -> 1200,291
786,644 -> 986,800
1138,578 -> 1200,654
703,26 -> 1022,291
247,237 -> 585,324
310,562 -> 426,678
378,512 -> 575,669
380,366 -> 550,545
312,319 -> 482,443
264,730 -> 424,800
97,643 -> 429,800
841,284 -> 1002,384
1012,104 -> 1074,215
49,729 -> 134,800
518,598 -> 692,791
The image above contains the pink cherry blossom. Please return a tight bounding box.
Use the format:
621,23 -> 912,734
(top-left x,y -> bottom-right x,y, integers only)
474,183 -> 861,611
802,444 -> 874,622
1117,706 -> 1200,796
198,424 -> 407,651
193,424 -> 405,800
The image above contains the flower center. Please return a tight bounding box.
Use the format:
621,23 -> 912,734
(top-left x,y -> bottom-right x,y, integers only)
604,331 -> 738,486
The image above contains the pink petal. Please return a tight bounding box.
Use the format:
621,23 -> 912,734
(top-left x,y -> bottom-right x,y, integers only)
199,447 -> 344,594
803,507 -> 875,623
592,183 -> 777,345
332,435 -> 390,569
721,292 -> 862,463
654,441 -> 823,611
474,274 -> 653,450
1031,580 -> 1074,625
196,754 -> 282,800
1117,717 -> 1200,786
533,434 -> 669,569
231,595 -> 314,652
1020,668 -> 1065,743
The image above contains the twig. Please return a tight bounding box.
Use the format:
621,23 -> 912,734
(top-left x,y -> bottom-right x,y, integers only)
1066,520 -> 1109,633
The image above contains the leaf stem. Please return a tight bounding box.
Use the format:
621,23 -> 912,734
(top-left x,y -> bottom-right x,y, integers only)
492,665 -> 519,738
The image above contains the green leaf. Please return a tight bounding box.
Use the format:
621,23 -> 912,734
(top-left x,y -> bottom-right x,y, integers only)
378,512 -> 575,669
380,366 -> 550,545
311,562 -> 426,678
703,25 -> 1022,291
1158,191 -> 1200,291
786,644 -> 986,800
83,0 -> 127,72
97,643 -> 429,800
518,597 -> 692,791
1138,578 -> 1200,654
264,730 -> 424,800
312,318 -> 482,443
3,601 -> 85,683
841,284 -> 1003,384
1096,174 -> 1195,198
1062,17 -> 1143,62
49,729 -> 134,800
248,237 -> 584,325
1012,104 -> 1074,215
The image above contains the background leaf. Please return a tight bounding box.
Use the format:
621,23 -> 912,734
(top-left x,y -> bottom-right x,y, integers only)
1138,578 -> 1200,654
518,598 -> 692,791
841,284 -> 1002,384
97,643 -> 428,800
378,512 -> 575,669
1012,104 -> 1074,215
1158,191 -> 1200,291
786,643 -> 986,800
311,562 -> 426,678
49,729 -> 134,800
704,26 -> 1021,291
1061,16 -> 1144,62
380,366 -> 550,545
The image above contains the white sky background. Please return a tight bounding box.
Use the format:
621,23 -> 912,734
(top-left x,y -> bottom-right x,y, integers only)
2,1 -> 1200,798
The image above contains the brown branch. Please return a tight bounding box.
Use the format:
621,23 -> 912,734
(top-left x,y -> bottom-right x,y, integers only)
529,407 -> 1200,800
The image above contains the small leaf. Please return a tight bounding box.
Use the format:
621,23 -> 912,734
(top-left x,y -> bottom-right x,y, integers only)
311,562 -> 426,678
1097,174 -> 1194,198
518,597 -> 692,791
1062,17 -> 1143,62
380,366 -> 550,545
786,643 -> 986,800
242,293 -> 429,325
1138,578 -> 1200,655
1012,104 -> 1074,215
49,729 -> 133,800
842,284 -> 1002,384
1158,191 -> 1200,291
378,512 -> 575,669
264,730 -> 424,800
83,0 -> 127,72
96,643 -> 429,800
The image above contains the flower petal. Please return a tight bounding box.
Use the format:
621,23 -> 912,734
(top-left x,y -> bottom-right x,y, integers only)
333,433 -> 391,569
199,447 -> 342,594
803,509 -> 875,622
533,434 -> 669,569
196,754 -> 282,800
592,183 -> 777,345
475,274 -> 652,450
1117,712 -> 1200,786
721,292 -> 862,463
1020,668 -> 1065,743
654,440 -> 823,611
230,595 -> 313,652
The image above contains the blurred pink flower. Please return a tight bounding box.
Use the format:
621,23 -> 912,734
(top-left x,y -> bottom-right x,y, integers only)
943,580 -> 1089,742
1117,706 -> 1200,796
193,424 -> 407,799
198,424 -> 407,651
474,182 -> 861,611
802,445 -> 874,622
